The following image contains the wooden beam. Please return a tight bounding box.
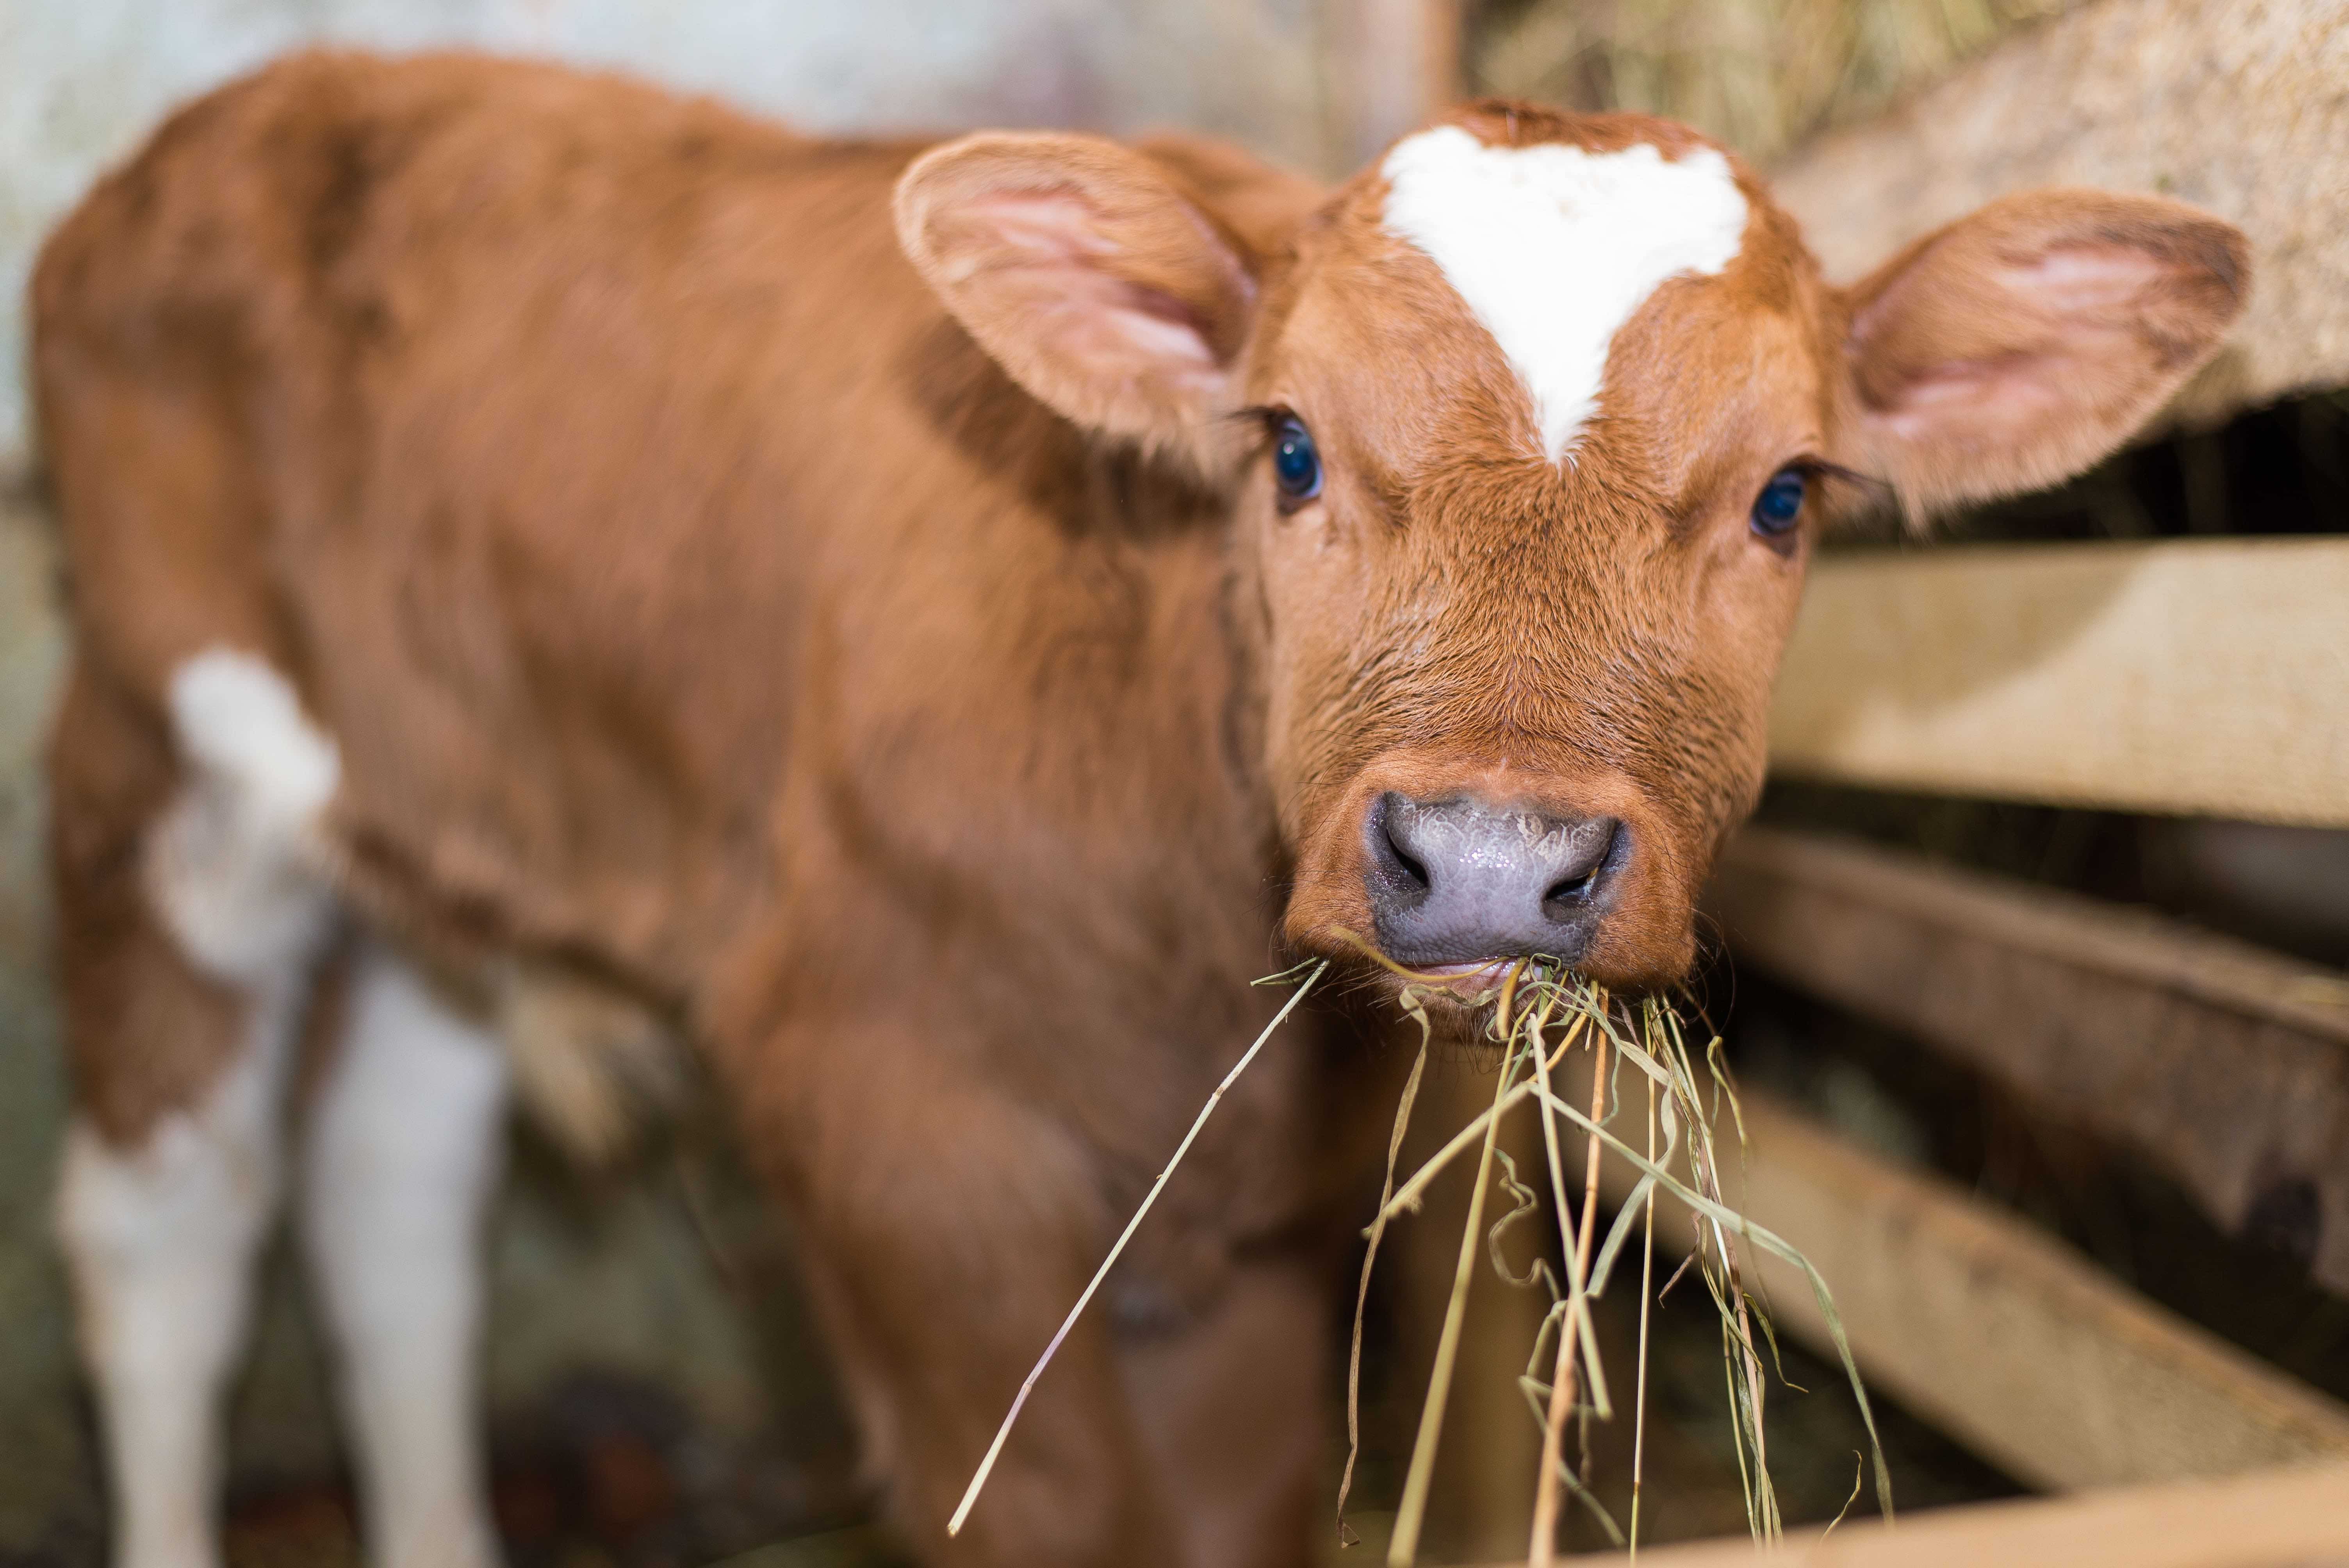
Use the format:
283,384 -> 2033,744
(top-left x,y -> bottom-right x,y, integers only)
1589,1084 -> 2349,1493
1709,826 -> 2349,1294
1554,1458 -> 2349,1567
1767,539 -> 2349,827
1768,0 -> 2349,430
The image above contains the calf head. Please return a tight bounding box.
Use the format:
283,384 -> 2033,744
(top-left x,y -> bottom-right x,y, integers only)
896,103 -> 2247,994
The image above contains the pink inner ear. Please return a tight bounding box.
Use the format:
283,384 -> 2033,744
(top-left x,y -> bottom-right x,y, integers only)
1868,244 -> 2168,442
964,191 -> 1221,372
1025,270 -> 1219,374
966,191 -> 1121,262
1095,281 -> 1222,367
1992,243 -> 2168,315
1873,351 -> 2073,442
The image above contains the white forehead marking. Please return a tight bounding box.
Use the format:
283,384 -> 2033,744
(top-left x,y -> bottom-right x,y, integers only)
1380,125 -> 1749,461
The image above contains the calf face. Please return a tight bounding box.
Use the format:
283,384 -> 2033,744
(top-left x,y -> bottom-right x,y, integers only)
898,101 -> 2246,993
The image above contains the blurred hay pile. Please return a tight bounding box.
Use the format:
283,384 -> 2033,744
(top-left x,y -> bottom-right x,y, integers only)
1471,0 -> 2076,165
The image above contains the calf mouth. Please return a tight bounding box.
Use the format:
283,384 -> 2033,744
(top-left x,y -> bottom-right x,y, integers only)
1323,939 -> 1570,1019
1414,958 -> 1525,995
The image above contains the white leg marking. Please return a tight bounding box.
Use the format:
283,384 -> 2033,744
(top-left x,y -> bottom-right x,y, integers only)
55,991 -> 300,1568
302,938 -> 510,1568
1380,125 -> 1749,460
145,649 -> 342,984
55,647 -> 342,1568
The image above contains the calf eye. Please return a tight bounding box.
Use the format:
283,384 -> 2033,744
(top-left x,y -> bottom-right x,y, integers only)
1750,467 -> 1806,537
1271,415 -> 1322,506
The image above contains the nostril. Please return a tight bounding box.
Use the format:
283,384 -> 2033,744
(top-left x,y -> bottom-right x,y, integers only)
1543,868 -> 1597,909
1367,793 -> 1436,905
1540,819 -> 1623,921
1384,821 -> 1431,891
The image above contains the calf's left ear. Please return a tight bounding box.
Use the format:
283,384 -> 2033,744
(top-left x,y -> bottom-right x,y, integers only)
895,132 -> 1263,468
1837,189 -> 2249,517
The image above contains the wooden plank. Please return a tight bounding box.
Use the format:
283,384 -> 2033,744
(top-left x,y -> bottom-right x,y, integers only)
1769,0 -> 2349,431
1589,1083 -> 2349,1493
1710,826 -> 2349,1294
1767,539 -> 2349,827
1552,1458 -> 2349,1567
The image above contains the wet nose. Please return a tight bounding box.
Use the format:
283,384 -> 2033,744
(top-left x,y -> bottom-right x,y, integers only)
1364,793 -> 1627,967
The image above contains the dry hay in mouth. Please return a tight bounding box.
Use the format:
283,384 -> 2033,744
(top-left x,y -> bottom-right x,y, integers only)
948,954 -> 1891,1560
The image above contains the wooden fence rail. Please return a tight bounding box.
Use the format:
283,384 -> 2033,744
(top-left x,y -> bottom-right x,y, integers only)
1553,1457 -> 2349,1567
1767,539 -> 2349,828
1709,826 -> 2349,1294
1586,1082 -> 2349,1494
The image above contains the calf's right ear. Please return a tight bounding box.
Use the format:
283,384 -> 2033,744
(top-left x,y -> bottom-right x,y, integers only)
1836,189 -> 2250,518
895,132 -> 1263,468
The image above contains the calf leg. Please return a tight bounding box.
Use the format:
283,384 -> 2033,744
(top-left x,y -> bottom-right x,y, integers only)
1120,1255 -> 1326,1568
299,937 -> 508,1568
747,1022 -> 1183,1568
50,651 -> 342,1568
54,995 -> 299,1568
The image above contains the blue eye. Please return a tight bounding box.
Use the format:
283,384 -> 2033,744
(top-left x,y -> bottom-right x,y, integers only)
1270,415 -> 1322,504
1751,468 -> 1806,536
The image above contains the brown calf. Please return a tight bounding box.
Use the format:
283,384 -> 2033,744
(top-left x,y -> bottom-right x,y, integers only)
33,49 -> 2244,1568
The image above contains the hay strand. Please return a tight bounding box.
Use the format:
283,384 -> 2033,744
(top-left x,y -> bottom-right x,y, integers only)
1364,968 -> 1889,1556
1336,1007 -> 1433,1546
1387,963 -> 1529,1568
1529,1004 -> 1609,1565
1630,1073 -> 1659,1557
945,959 -> 1329,1538
1526,1050 -> 1893,1523
948,953 -> 1888,1554
1370,1005 -> 1592,1231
